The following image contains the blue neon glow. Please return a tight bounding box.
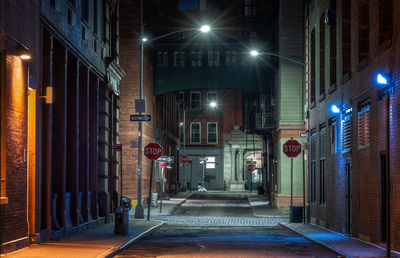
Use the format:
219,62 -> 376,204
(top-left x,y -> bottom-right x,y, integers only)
331,105 -> 341,113
377,73 -> 389,85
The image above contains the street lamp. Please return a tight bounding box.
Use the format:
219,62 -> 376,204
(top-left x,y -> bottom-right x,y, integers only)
134,21 -> 211,218
249,49 -> 305,66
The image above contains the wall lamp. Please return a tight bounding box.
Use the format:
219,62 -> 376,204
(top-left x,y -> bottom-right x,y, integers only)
331,104 -> 341,114
39,86 -> 53,104
17,44 -> 31,61
376,72 -> 395,100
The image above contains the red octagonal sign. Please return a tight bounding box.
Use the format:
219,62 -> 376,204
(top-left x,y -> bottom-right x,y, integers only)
283,140 -> 302,158
144,143 -> 163,160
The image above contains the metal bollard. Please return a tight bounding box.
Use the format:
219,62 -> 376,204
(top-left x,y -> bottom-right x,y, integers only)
114,206 -> 123,235
122,208 -> 129,236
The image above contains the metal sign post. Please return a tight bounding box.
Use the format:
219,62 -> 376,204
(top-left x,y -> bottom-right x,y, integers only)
147,159 -> 154,221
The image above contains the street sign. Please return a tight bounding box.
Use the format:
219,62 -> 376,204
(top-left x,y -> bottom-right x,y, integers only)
180,155 -> 188,163
113,144 -> 122,152
130,115 -> 151,121
299,132 -> 307,138
158,156 -> 174,163
144,143 -> 163,160
283,139 -> 302,158
135,99 -> 146,113
247,163 -> 255,172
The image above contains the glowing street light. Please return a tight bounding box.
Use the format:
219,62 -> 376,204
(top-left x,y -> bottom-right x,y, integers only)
250,50 -> 259,57
377,73 -> 390,85
331,104 -> 341,114
200,24 -> 211,33
209,101 -> 217,108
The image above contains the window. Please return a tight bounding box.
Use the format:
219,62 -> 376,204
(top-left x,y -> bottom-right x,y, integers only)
319,125 -> 326,205
207,92 -> 216,109
378,0 -> 393,45
157,51 -> 168,67
358,99 -> 370,148
173,51 -> 185,67
81,0 -> 89,22
342,108 -> 352,153
225,51 -> 237,66
358,0 -> 369,61
208,51 -> 220,67
190,92 -> 201,111
191,51 -> 202,67
319,15 -> 325,96
329,119 -> 338,154
93,0 -> 98,34
102,0 -> 108,43
329,0 -> 337,87
244,0 -> 256,18
207,122 -> 218,144
179,91 -> 184,110
310,28 -> 316,104
50,0 -> 56,8
190,122 -> 201,143
342,0 -> 351,76
310,129 -> 317,204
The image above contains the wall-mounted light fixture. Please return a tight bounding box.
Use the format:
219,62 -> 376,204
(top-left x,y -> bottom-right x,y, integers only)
376,72 -> 394,100
39,86 -> 53,104
331,104 -> 341,114
16,44 -> 31,61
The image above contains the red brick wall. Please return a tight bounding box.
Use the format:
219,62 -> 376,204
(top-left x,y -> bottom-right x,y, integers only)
307,0 -> 400,251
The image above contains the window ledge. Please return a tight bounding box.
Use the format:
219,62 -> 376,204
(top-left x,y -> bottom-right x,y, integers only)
378,36 -> 392,55
341,72 -> 351,84
357,56 -> 369,71
309,101 -> 316,109
328,83 -> 337,94
318,93 -> 326,102
358,144 -> 370,150
0,197 -> 8,205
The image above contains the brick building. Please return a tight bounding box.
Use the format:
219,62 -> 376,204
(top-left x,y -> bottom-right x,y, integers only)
305,0 -> 400,252
1,0 -> 124,254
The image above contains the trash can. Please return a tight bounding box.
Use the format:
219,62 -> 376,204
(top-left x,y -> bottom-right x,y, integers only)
290,206 -> 303,223
120,196 -> 131,236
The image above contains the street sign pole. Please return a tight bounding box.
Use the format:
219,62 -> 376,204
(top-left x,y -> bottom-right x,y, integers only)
147,159 -> 154,221
303,149 -> 306,224
290,137 -> 294,209
189,161 -> 193,192
120,149 -> 123,198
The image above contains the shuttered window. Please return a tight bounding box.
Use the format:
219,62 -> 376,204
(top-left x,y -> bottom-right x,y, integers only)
319,125 -> 327,159
358,99 -> 370,148
342,109 -> 352,153
310,130 -> 317,204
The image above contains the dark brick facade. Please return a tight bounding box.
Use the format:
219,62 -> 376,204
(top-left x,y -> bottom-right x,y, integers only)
306,0 -> 400,252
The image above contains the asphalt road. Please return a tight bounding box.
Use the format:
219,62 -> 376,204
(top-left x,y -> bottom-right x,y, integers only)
116,193 -> 336,257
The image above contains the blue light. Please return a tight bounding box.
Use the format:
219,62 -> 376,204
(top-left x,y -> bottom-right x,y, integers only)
331,105 -> 341,114
377,73 -> 389,85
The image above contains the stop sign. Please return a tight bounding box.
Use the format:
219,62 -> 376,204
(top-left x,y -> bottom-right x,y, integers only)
180,155 -> 188,163
144,143 -> 163,160
283,140 -> 302,158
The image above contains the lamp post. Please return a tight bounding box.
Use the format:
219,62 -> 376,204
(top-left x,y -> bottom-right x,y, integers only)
249,50 -> 305,66
134,19 -> 211,217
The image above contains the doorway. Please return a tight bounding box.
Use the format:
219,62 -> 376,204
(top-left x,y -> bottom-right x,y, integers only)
380,152 -> 387,242
345,160 -> 352,235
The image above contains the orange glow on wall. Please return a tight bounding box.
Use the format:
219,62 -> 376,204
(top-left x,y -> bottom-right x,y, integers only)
28,88 -> 36,236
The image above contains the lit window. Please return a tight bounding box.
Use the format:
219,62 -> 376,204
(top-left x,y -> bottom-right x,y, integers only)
190,92 -> 201,111
207,122 -> 217,144
342,108 -> 352,153
358,99 -> 370,148
190,122 -> 201,143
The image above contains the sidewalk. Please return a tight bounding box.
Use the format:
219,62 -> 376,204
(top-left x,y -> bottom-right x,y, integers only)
248,196 -> 289,218
281,223 -> 400,257
2,194 -> 190,258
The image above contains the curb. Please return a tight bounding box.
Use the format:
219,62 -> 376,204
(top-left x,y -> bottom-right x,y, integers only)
279,223 -> 350,258
103,221 -> 165,258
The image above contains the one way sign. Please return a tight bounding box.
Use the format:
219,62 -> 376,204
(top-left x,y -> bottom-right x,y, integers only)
130,115 -> 152,121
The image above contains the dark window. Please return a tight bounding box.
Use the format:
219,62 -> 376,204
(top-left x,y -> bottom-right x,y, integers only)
190,92 -> 201,111
102,0 -> 107,43
329,0 -> 337,87
320,15 -> 326,96
378,0 -> 393,45
190,123 -> 201,143
342,0 -> 351,76
81,0 -> 89,22
191,51 -> 202,67
157,51 -> 168,67
50,0 -> 56,8
93,0 -> 98,34
207,123 -> 217,144
311,28 -> 316,103
359,0 -> 369,61
244,0 -> 256,18
67,9 -> 72,25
